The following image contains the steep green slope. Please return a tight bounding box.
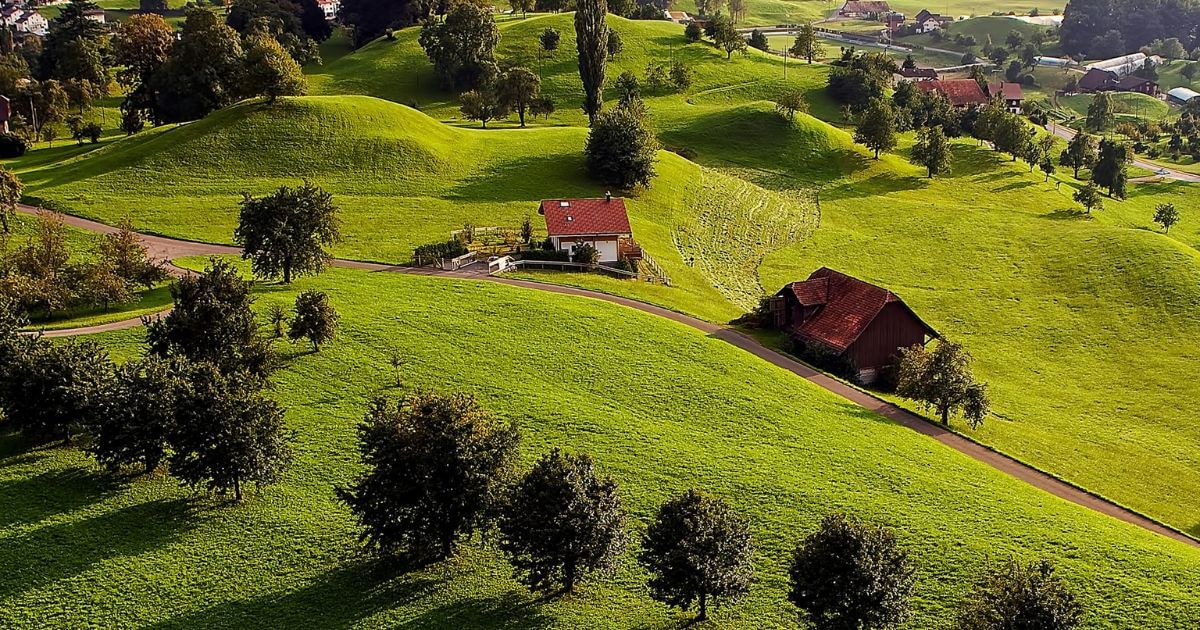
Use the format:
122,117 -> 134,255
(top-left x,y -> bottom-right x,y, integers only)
3,264 -> 1199,628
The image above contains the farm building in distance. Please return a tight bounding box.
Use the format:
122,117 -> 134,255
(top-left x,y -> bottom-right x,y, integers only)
1114,75 -> 1158,96
768,268 -> 939,383
916,79 -> 988,107
540,196 -> 642,264
988,82 -> 1024,113
1085,53 -> 1160,78
1077,68 -> 1118,93
895,67 -> 938,82
913,9 -> 952,32
1168,87 -> 1199,106
837,0 -> 891,19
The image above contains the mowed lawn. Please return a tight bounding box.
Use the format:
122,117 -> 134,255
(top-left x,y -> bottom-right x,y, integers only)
2,265 -> 1200,628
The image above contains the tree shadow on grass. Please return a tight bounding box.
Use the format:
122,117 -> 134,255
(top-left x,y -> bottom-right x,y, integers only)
448,153 -> 592,204
0,497 -> 197,600
1042,208 -> 1090,220
144,559 -> 554,629
820,171 -> 926,201
0,467 -> 121,528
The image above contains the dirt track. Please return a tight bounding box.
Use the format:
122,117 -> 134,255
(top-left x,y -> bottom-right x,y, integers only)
19,205 -> 1198,549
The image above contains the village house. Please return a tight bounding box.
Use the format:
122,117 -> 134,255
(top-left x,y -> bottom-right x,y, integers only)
884,12 -> 904,31
539,195 -> 642,264
317,0 -> 339,21
837,0 -> 891,20
1114,75 -> 1158,96
913,9 -> 952,32
987,81 -> 1024,113
916,78 -> 988,107
1077,68 -> 1117,93
2,7 -> 47,36
768,268 -> 939,383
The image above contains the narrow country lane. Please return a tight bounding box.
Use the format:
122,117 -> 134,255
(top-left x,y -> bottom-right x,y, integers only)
1047,123 -> 1200,182
16,205 -> 1199,550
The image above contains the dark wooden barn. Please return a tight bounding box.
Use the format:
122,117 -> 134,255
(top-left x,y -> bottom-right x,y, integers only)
768,268 -> 938,382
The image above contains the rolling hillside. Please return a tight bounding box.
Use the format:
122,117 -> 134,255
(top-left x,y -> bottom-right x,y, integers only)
3,263 -> 1199,627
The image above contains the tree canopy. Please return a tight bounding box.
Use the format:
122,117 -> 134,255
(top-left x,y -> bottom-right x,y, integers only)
895,340 -> 990,428
584,104 -> 659,189
575,0 -> 608,125
419,3 -> 499,91
234,181 -> 340,283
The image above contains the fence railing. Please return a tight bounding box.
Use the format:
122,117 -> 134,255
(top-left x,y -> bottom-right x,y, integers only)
491,258 -> 641,279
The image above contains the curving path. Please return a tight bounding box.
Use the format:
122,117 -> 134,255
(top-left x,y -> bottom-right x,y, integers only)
18,205 -> 1199,549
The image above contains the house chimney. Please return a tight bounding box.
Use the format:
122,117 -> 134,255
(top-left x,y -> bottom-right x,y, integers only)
605,191 -> 612,202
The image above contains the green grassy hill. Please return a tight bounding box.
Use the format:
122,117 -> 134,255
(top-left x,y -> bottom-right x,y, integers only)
2,262 -> 1199,628
307,15 -> 836,127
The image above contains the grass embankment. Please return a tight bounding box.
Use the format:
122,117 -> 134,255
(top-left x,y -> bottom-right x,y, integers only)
3,264 -> 1199,627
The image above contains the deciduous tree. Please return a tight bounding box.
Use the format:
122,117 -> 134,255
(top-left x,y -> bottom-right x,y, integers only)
638,489 -> 753,622
1153,202 -> 1179,233
288,289 -> 338,351
0,337 -> 114,444
1073,180 -> 1104,214
584,104 -> 658,189
241,32 -> 307,103
539,27 -> 561,53
151,8 -> 246,123
854,97 -> 897,159
957,558 -> 1082,630
1091,138 -> 1130,198
749,29 -> 768,51
145,258 -> 273,377
710,15 -> 746,59
337,392 -> 520,561
459,85 -> 509,128
169,361 -> 293,502
1058,132 -> 1096,178
895,340 -> 990,428
0,166 -> 23,233
499,449 -> 626,594
234,181 -> 340,283
87,356 -> 183,475
98,216 -> 168,290
419,3 -> 499,91
911,125 -> 952,178
788,512 -> 915,630
790,23 -> 824,63
1085,91 -> 1114,131
775,89 -> 808,122
498,66 -> 540,127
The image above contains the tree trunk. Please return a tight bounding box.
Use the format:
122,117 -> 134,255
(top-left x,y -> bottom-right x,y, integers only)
234,477 -> 242,502
519,104 -> 526,127
698,592 -> 708,621
565,560 -> 577,594
940,406 -> 950,424
284,257 -> 292,284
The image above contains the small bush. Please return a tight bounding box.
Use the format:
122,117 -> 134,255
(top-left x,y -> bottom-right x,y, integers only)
0,133 -> 28,158
412,240 -> 468,266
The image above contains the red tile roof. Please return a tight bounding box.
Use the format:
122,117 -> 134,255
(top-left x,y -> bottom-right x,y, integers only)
916,79 -> 989,107
989,81 -> 1024,100
840,0 -> 891,13
541,198 -> 632,237
779,268 -> 937,352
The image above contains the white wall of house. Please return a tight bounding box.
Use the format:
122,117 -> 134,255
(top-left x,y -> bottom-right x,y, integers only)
551,236 -> 620,262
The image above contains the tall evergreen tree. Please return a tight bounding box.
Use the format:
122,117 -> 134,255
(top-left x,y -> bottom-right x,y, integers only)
575,0 -> 608,125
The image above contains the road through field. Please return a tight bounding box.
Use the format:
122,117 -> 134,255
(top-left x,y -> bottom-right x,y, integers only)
16,204 -> 1200,550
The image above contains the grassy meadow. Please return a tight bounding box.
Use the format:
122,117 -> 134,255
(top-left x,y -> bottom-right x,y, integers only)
3,263 -> 1200,628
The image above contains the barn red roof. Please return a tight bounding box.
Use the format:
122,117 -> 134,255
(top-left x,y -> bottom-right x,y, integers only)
541,198 -> 632,237
989,81 -> 1024,100
916,79 -> 988,107
779,268 -> 937,352
1078,68 -> 1117,92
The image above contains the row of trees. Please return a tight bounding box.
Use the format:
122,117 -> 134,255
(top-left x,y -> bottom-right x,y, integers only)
0,259 -> 344,500
0,209 -> 168,319
337,387 -> 1080,626
1059,132 -> 1132,202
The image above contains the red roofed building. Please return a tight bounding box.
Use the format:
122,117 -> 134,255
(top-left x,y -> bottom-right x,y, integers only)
540,195 -> 640,263
987,81 -> 1024,113
916,79 -> 989,108
769,268 -> 938,382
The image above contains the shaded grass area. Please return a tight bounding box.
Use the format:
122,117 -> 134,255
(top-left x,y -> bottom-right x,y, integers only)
3,265 -> 1200,627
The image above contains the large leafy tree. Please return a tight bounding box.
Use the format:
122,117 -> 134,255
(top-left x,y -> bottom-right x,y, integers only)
575,0 -> 608,125
419,3 -> 499,91
227,0 -> 332,45
113,13 -> 174,122
1091,138 -> 1130,198
790,22 -> 825,63
1058,132 -> 1097,179
499,449 -> 627,594
1085,91 -> 1114,131
234,181 -> 340,283
151,8 -> 246,123
710,15 -> 746,60
499,66 -> 541,127
145,258 -> 273,377
638,489 -> 754,622
87,356 -> 184,475
1073,180 -> 1104,214
957,558 -> 1082,630
288,289 -> 338,351
788,512 -> 915,630
854,97 -> 897,159
910,125 -> 952,178
169,361 -> 293,502
5,210 -> 73,318
1153,202 -> 1180,233
895,340 -> 990,428
98,216 -> 168,290
241,32 -> 307,103
584,104 -> 658,189
0,337 -> 114,444
337,392 -> 520,561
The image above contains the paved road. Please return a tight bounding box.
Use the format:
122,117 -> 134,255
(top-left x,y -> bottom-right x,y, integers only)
1047,123 -> 1200,182
19,205 -> 1198,549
